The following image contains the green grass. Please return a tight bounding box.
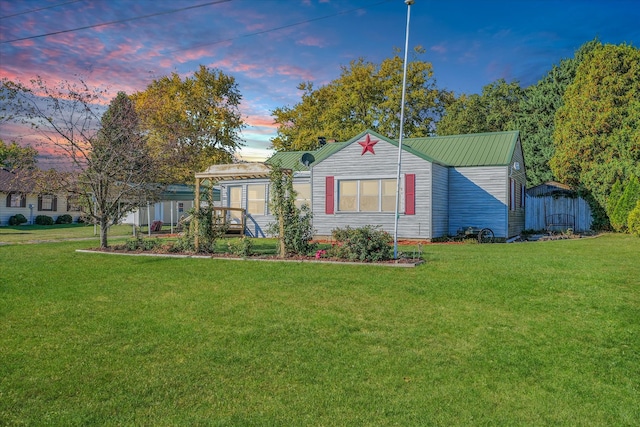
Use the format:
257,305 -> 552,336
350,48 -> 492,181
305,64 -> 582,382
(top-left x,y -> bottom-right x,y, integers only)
0,223 -> 133,244
1,234 -> 639,425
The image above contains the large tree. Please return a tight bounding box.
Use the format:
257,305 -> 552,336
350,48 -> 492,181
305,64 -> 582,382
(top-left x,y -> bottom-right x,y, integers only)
2,78 -> 162,248
131,65 -> 245,183
435,79 -> 524,136
271,48 -> 452,151
550,43 -> 640,217
0,139 -> 38,172
513,39 -> 601,186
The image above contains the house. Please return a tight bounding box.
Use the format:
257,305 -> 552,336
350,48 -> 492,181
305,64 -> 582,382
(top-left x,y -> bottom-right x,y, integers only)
525,181 -> 593,232
0,168 -> 83,225
121,184 -> 219,228
209,129 -> 527,240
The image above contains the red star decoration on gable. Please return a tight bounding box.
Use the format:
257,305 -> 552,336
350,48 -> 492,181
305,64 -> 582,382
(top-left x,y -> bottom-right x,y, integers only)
358,134 -> 378,155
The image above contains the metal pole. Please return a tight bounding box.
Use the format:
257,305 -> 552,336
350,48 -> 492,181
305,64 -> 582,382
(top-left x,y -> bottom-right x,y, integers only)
393,0 -> 414,259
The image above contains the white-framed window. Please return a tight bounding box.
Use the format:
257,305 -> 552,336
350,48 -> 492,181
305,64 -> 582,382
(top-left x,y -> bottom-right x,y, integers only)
39,194 -> 57,211
66,196 -> 82,212
337,178 -> 396,213
228,186 -> 242,220
247,184 -> 266,216
293,183 -> 311,209
7,192 -> 25,208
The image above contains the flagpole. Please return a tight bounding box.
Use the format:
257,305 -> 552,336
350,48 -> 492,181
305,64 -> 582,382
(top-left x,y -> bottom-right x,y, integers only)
393,0 -> 414,259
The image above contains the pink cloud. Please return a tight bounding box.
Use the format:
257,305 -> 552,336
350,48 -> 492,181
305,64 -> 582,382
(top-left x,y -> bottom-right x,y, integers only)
245,114 -> 277,129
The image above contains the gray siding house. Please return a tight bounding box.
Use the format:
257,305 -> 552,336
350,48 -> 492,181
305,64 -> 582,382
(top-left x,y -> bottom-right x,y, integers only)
215,129 -> 527,240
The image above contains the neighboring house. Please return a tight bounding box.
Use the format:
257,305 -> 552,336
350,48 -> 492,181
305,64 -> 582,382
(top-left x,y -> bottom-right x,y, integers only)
121,184 -> 217,227
0,168 -> 83,225
525,181 -> 593,232
214,129 -> 527,240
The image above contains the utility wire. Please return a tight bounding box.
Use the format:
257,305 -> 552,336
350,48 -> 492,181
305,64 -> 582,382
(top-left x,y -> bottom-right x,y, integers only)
0,0 -> 233,44
0,0 -> 83,20
169,0 -> 394,53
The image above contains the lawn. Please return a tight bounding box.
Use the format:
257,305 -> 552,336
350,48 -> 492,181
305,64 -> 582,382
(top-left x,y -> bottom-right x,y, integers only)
0,223 -> 133,245
1,234 -> 638,425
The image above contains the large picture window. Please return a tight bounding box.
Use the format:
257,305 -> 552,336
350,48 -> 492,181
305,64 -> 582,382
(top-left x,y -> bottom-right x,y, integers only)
338,178 -> 396,213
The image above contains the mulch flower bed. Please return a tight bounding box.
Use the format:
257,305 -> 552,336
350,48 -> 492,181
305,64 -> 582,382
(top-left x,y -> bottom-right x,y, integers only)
78,246 -> 424,267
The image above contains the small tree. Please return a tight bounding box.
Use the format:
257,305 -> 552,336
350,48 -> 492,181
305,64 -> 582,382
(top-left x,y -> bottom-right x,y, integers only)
611,176 -> 640,232
2,78 -> 163,248
268,164 -> 316,258
628,200 -> 640,237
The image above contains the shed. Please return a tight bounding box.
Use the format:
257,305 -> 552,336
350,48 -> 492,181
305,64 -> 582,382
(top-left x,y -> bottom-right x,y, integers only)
525,181 -> 593,232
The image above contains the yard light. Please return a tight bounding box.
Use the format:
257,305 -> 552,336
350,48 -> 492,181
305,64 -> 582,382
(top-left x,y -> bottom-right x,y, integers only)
393,0 -> 414,259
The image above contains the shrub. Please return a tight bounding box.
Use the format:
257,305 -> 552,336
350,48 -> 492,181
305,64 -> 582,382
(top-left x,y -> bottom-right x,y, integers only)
55,214 -> 73,224
628,200 -> 640,237
35,215 -> 54,225
175,188 -> 227,253
328,225 -> 393,262
125,234 -> 161,251
227,236 -> 254,257
8,214 -> 28,226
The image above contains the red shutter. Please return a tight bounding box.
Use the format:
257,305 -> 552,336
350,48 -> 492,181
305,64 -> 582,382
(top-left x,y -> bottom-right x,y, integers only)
325,176 -> 334,214
405,174 -> 415,215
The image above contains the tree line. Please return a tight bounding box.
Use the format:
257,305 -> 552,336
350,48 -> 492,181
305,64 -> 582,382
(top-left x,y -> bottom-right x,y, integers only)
271,39 -> 640,232
1,39 -> 639,238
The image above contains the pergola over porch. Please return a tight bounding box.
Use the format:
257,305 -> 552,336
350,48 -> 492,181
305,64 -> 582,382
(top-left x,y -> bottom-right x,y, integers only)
193,163 -> 290,249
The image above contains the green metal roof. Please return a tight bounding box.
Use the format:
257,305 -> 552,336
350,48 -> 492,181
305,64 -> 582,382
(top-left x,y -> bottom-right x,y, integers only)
404,131 -> 520,167
266,130 -> 519,169
265,150 -> 310,171
266,141 -> 349,171
160,184 -> 219,202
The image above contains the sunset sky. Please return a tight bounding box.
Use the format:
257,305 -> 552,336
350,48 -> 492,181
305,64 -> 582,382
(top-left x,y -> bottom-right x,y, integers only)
1,0 -> 638,168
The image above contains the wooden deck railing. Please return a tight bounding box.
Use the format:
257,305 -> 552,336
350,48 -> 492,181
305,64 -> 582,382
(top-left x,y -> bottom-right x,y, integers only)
213,207 -> 246,236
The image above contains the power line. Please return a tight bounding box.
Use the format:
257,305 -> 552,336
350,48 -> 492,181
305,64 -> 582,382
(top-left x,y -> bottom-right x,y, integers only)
0,0 -> 83,20
0,0 -> 233,44
169,0 -> 394,53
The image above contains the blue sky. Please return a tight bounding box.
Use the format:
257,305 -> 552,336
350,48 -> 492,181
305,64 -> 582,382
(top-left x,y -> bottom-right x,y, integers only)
1,0 -> 638,167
